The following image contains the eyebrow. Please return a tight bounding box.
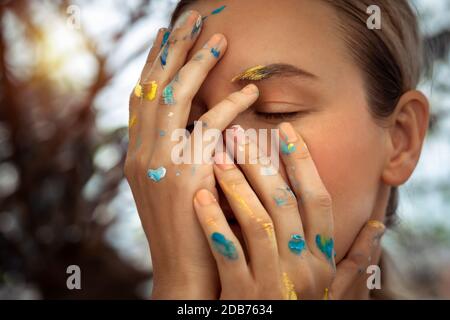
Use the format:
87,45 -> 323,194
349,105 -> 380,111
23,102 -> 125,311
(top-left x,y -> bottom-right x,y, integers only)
231,63 -> 318,83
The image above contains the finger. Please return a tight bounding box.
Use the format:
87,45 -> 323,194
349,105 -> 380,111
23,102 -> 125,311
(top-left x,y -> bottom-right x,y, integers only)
213,152 -> 281,281
169,83 -> 259,166
277,122 -> 335,267
224,125 -> 306,260
141,27 -> 170,80
128,28 -> 168,154
139,10 -> 204,157
155,35 -> 232,164
156,33 -> 227,134
330,220 -> 386,299
193,189 -> 249,286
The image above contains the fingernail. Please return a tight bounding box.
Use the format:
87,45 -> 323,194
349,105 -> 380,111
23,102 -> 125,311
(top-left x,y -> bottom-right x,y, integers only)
241,84 -> 258,95
190,15 -> 202,39
196,189 -> 216,206
279,122 -> 298,143
214,152 -> 234,170
174,10 -> 196,29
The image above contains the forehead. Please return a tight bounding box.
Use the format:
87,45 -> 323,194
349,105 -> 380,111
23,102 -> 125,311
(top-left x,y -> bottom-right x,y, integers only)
183,0 -> 346,103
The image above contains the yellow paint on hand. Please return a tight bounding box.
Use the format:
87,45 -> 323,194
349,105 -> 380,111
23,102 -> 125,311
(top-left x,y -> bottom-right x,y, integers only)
323,287 -> 329,300
206,217 -> 219,228
231,65 -> 268,82
220,181 -> 256,218
144,81 -> 158,101
134,83 -> 143,98
220,181 -> 276,245
287,143 -> 295,152
282,272 -> 297,300
367,220 -> 385,230
129,115 -> 137,128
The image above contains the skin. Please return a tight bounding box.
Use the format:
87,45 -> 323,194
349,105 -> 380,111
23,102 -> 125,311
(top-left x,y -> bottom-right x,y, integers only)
125,0 -> 429,299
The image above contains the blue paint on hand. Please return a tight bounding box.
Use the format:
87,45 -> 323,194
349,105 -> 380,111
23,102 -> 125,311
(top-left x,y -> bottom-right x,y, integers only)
315,234 -> 334,262
160,43 -> 169,68
288,234 -> 306,255
280,140 -> 296,155
211,232 -> 238,260
191,17 -> 202,39
147,166 -> 167,182
161,30 -> 171,48
274,196 -> 287,207
163,84 -> 175,105
211,47 -> 220,58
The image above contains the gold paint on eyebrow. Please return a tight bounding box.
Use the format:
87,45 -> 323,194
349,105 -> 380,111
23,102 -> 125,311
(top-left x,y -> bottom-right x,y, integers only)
231,63 -> 317,83
231,65 -> 270,82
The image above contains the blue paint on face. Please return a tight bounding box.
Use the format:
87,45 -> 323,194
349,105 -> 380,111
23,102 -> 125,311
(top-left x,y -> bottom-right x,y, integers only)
161,30 -> 171,48
147,166 -> 167,182
288,234 -> 306,255
315,234 -> 334,262
159,130 -> 166,137
211,47 -> 220,58
211,5 -> 226,15
280,140 -> 296,155
163,84 -> 175,105
211,232 -> 238,260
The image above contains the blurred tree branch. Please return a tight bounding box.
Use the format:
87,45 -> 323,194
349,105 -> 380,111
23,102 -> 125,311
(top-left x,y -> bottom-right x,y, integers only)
0,0 -> 153,299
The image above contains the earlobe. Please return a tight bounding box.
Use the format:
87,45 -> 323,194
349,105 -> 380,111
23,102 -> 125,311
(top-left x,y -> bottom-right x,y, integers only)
381,90 -> 429,186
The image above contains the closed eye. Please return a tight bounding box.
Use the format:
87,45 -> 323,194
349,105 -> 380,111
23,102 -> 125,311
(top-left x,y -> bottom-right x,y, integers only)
255,111 -> 302,120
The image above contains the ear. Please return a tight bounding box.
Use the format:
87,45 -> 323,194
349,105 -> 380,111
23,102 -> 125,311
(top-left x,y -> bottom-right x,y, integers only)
382,90 -> 430,186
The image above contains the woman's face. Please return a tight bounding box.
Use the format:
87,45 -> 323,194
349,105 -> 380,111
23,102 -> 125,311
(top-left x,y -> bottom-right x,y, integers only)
184,0 -> 389,262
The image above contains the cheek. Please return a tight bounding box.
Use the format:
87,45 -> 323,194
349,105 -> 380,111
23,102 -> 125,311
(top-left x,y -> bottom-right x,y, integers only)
302,109 -> 384,260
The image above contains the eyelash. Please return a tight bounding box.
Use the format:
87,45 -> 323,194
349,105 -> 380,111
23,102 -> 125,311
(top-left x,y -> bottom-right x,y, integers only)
255,111 -> 301,120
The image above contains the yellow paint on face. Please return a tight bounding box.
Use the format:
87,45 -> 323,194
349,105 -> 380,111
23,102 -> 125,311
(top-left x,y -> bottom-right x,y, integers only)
129,115 -> 137,128
282,272 -> 297,300
231,65 -> 268,82
144,81 -> 158,101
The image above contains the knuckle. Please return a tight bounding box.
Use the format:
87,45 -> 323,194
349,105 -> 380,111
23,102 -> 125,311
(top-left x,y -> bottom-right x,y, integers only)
292,146 -> 311,160
340,253 -> 367,272
278,196 -> 299,211
135,153 -> 150,170
310,191 -> 332,209
249,218 -> 274,238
